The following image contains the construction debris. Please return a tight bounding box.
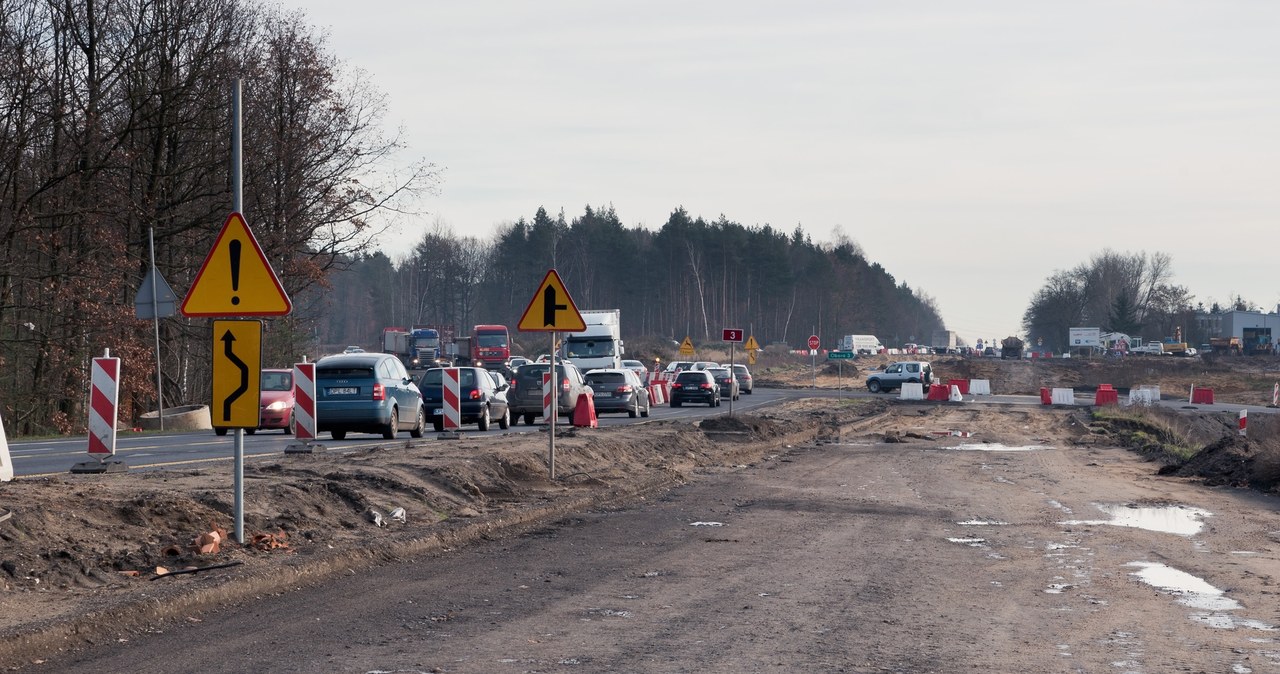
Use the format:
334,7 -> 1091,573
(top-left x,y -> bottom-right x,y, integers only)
388,507 -> 407,524
251,530 -> 290,551
364,508 -> 385,527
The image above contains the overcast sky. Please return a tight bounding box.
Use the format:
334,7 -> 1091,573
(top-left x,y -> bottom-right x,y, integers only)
283,1 -> 1280,343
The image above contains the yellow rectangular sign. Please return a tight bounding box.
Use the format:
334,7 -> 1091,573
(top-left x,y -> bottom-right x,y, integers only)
211,319 -> 262,428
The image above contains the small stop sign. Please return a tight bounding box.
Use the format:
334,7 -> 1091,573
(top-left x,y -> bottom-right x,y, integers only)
807,335 -> 820,350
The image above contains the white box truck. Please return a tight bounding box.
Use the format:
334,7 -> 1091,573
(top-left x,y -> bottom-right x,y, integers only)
561,309 -> 623,372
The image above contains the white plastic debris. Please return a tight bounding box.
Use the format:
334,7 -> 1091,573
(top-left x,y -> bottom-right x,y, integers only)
388,507 -> 407,524
364,508 -> 385,527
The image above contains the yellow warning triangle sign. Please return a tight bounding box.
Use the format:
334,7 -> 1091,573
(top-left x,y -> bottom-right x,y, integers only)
744,335 -> 760,351
517,269 -> 586,332
679,336 -> 695,355
181,212 -> 292,317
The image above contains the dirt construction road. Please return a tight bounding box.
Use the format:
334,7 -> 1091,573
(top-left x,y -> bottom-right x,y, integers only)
36,405 -> 1280,673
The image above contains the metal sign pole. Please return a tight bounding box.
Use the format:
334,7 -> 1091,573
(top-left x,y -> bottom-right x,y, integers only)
149,228 -> 164,431
231,78 -> 245,544
728,341 -> 734,416
549,331 -> 556,479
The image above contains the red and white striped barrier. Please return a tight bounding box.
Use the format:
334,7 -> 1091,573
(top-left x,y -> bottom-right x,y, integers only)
542,371 -> 553,421
1239,409 -> 1248,437
292,363 -> 316,440
648,384 -> 665,405
442,367 -> 461,431
88,354 -> 121,458
0,408 -> 12,482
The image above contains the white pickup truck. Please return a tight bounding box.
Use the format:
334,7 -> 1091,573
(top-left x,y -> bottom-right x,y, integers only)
1130,341 -> 1166,356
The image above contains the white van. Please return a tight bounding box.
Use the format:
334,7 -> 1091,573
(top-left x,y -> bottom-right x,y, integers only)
839,334 -> 883,355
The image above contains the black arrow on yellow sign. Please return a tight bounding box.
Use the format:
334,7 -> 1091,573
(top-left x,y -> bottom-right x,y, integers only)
221,330 -> 249,422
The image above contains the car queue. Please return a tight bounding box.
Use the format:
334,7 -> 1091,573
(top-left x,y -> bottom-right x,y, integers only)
224,346 -> 757,440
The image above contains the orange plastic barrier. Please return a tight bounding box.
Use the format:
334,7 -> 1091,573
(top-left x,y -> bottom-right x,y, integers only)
1040,387 -> 1052,405
1191,387 -> 1214,405
572,392 -> 598,428
947,379 -> 969,395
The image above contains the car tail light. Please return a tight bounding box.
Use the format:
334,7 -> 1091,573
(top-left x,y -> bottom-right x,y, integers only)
672,383 -> 683,389
561,377 -> 570,391
372,383 -> 385,401
616,385 -> 632,393
700,383 -> 713,390
469,389 -> 481,400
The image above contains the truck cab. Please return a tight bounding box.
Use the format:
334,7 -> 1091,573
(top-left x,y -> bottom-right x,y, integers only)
561,310 -> 623,373
472,325 -> 511,371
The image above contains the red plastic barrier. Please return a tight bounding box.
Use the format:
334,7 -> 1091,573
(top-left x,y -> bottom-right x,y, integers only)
1094,389 -> 1118,406
1191,387 -> 1214,405
572,392 -> 598,428
1040,387 -> 1052,405
947,379 -> 969,395
927,384 -> 950,401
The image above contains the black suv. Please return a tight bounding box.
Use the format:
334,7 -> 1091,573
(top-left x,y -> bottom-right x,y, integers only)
669,370 -> 721,407
419,367 -> 511,432
509,362 -> 591,425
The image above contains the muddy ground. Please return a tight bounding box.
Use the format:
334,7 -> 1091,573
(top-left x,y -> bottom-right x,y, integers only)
3,353 -> 1280,668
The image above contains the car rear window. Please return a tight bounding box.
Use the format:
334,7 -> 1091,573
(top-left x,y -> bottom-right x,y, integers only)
585,372 -> 625,386
676,372 -> 706,383
707,369 -> 730,378
420,369 -> 478,387
517,364 -> 551,381
318,366 -> 374,378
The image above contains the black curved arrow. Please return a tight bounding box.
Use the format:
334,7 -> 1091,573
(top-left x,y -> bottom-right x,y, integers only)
221,330 -> 249,422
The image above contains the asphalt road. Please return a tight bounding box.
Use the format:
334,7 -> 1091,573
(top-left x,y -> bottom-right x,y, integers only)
8,385 -> 1270,478
5,387 -> 801,477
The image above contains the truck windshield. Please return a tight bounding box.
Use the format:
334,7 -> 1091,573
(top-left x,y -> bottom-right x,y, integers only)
477,334 -> 507,347
565,339 -> 615,358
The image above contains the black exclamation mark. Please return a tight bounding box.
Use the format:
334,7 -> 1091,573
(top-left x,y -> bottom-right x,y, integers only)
229,239 -> 242,306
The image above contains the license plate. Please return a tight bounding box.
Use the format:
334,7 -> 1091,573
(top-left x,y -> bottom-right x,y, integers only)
328,387 -> 358,395
433,408 -> 442,416
595,392 -> 612,398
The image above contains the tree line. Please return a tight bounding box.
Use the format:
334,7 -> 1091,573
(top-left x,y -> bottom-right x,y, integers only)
318,206 -> 945,360
1021,249 -> 1259,352
0,0 -> 434,434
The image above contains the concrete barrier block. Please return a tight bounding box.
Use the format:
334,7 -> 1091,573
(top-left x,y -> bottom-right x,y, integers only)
1051,388 -> 1076,405
968,379 -> 991,395
900,383 -> 924,400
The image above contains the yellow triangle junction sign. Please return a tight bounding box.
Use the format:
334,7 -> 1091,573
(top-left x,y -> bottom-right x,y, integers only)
518,269 -> 586,332
181,212 -> 292,317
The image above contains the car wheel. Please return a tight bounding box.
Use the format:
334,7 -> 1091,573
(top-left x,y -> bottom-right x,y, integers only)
214,428 -> 227,436
245,428 -> 256,435
382,407 -> 399,440
433,419 -> 444,433
477,406 -> 490,431
868,379 -> 883,393
287,413 -> 296,435
524,413 -> 536,426
331,430 -> 346,440
671,401 -> 682,408
628,400 -> 638,418
498,405 -> 510,430
409,406 -> 425,438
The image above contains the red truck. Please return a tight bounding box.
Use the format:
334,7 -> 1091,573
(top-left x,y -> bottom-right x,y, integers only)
471,324 -> 511,371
